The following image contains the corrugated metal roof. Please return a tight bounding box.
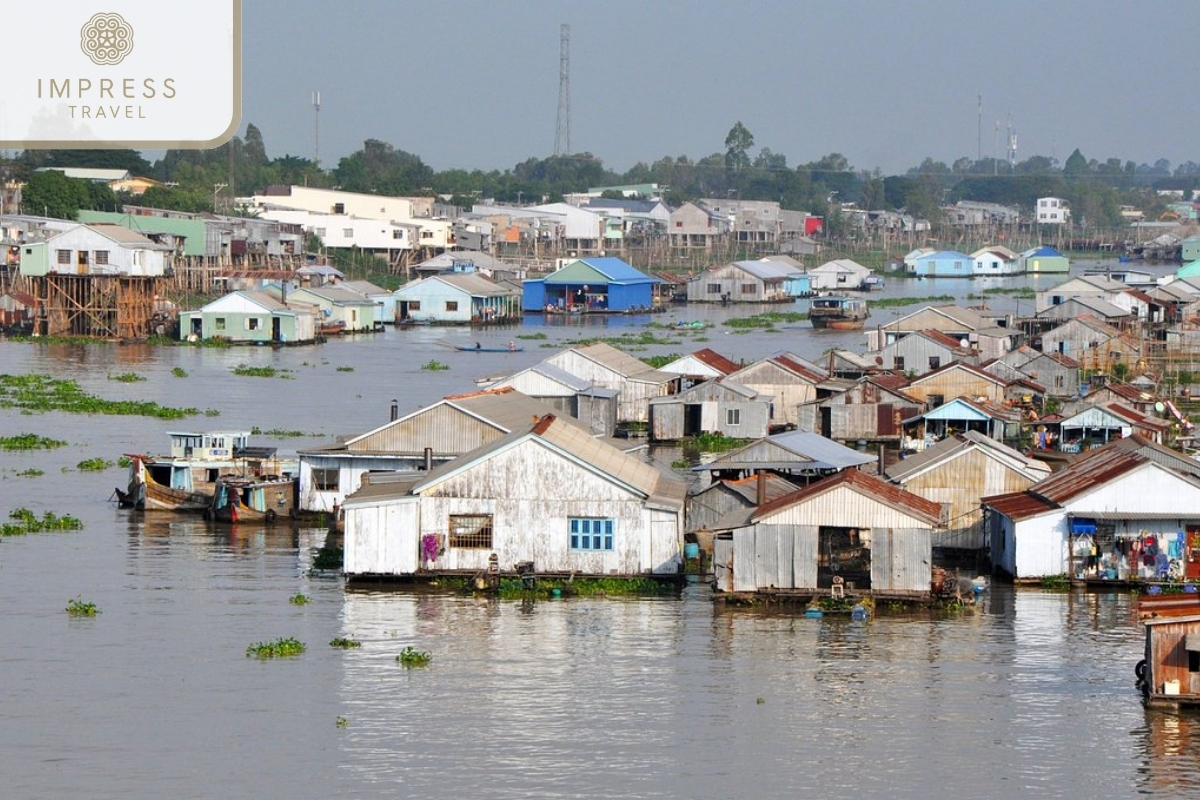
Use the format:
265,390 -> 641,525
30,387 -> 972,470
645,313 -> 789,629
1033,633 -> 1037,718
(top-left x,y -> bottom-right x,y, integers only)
424,272 -> 520,296
981,489 -> 1058,519
886,430 -> 1049,482
574,257 -> 658,284
730,259 -> 801,281
571,342 -> 675,383
752,468 -> 942,525
771,355 -> 826,383
690,348 -> 741,375
717,474 -> 802,506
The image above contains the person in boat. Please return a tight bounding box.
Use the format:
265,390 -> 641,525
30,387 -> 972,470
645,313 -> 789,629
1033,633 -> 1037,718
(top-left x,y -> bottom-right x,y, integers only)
507,341 -> 517,351
475,342 -> 481,350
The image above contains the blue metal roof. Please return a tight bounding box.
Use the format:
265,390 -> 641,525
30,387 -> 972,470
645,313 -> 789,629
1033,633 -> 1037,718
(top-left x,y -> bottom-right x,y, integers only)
575,257 -> 659,284
1027,246 -> 1064,257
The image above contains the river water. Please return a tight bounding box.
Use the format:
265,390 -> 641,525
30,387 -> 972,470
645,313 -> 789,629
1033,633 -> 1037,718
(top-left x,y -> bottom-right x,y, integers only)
0,265 -> 1195,799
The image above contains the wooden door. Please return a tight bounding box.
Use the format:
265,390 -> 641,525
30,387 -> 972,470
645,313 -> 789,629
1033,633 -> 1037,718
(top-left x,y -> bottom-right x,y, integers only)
1186,526 -> 1200,580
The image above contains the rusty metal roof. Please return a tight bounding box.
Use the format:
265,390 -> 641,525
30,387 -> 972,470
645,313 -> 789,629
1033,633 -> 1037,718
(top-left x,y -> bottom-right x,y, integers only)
690,348 -> 741,375
752,468 -> 943,525
980,489 -> 1058,520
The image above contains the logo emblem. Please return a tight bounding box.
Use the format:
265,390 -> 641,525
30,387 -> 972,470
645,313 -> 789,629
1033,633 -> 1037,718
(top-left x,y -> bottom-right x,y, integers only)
80,12 -> 133,65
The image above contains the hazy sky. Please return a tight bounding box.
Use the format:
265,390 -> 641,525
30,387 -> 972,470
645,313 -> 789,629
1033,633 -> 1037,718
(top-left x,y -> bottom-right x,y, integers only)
240,0 -> 1199,176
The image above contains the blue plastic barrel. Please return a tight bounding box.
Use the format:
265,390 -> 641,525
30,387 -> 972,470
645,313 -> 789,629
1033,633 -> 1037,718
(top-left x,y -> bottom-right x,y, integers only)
684,542 -> 700,559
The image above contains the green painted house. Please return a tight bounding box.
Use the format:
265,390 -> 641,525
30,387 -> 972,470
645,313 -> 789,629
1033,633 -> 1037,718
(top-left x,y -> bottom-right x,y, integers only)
180,290 -> 315,344
77,210 -> 209,258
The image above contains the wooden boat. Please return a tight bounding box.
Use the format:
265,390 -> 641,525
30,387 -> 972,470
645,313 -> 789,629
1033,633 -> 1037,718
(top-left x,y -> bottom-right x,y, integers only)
120,431 -> 294,513
809,296 -> 869,330
455,344 -> 524,352
318,319 -> 346,335
208,473 -> 298,523
1136,591 -> 1200,708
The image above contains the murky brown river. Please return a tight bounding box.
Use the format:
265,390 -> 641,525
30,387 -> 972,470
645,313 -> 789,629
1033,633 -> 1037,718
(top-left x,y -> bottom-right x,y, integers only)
1,268 -> 1195,798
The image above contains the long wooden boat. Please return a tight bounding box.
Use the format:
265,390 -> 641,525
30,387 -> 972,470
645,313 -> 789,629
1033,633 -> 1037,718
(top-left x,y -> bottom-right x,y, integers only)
809,296 -> 869,330
455,344 -> 524,352
119,431 -> 294,513
208,474 -> 298,523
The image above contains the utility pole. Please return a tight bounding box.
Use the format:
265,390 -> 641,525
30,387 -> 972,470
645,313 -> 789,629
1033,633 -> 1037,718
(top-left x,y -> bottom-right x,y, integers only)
554,24 -> 571,157
977,93 -> 982,163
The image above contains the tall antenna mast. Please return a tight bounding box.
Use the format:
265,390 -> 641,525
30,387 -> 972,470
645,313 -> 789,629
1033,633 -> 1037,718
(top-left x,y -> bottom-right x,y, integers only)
977,93 -> 982,163
312,90 -> 321,167
554,24 -> 571,157
1007,115 -> 1017,168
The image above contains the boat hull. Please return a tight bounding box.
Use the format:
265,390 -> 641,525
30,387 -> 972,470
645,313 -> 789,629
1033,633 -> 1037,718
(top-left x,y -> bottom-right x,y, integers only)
810,318 -> 867,330
209,475 -> 297,524
455,346 -> 524,352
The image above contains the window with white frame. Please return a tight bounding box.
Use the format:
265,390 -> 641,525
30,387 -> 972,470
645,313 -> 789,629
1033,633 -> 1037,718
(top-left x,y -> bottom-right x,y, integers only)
94,250 -> 109,265
215,317 -> 226,330
312,468 -> 339,492
57,249 -> 71,264
726,408 -> 741,426
569,517 -> 613,551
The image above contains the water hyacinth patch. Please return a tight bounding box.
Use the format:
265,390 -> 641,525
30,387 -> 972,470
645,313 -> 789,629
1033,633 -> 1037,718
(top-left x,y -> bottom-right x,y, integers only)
330,637 -> 361,649
171,367 -> 189,378
66,596 -> 99,617
0,374 -> 199,419
397,646 -> 432,667
421,360 -> 449,371
76,457 -> 113,471
0,433 -> 68,451
108,372 -> 146,383
1,508 -> 84,536
289,593 -> 312,605
246,637 -> 306,659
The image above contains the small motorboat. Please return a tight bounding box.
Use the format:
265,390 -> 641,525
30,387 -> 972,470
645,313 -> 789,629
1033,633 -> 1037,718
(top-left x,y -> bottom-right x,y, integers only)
455,344 -> 524,352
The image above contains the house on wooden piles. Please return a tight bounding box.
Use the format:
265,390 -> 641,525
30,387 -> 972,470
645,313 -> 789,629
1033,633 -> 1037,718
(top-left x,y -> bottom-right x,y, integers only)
982,436 -> 1200,581
886,431 -> 1051,553
649,378 -> 770,441
542,342 -> 676,425
179,290 -> 316,344
904,361 -> 1013,408
479,362 -> 619,438
711,469 -> 944,597
1038,315 -> 1141,374
820,348 -> 878,380
0,288 -> 35,334
1035,295 -> 1130,327
727,353 -> 828,431
297,388 -> 639,513
342,414 -> 687,579
872,329 -> 979,373
798,374 -> 924,443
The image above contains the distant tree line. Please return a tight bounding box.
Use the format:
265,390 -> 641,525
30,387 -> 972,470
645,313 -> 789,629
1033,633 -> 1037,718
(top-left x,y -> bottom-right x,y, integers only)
4,121 -> 1198,229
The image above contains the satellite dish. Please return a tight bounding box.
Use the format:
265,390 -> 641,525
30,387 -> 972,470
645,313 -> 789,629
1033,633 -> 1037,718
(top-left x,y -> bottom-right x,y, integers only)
1156,401 -> 1166,413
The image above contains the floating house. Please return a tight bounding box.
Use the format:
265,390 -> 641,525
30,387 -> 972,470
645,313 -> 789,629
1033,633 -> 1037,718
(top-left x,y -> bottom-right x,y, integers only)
342,414 -> 687,579
340,279 -> 396,326
522,257 -> 659,313
179,290 -> 315,344
910,250 -> 974,278
685,473 -> 798,537
696,430 -> 874,484
904,361 -> 1010,407
982,436 -> 1200,580
798,374 -> 924,442
1136,593 -> 1200,709
542,342 -> 676,424
1021,245 -> 1070,274
393,273 -> 522,324
297,388 -> 631,513
873,329 -> 978,373
971,246 -> 1022,276
711,469 -> 944,597
656,348 -> 742,388
886,431 -> 1051,552
480,363 -> 618,438
727,354 -> 827,430
902,396 -> 1025,443
806,259 -> 872,291
1038,314 -> 1141,370
648,378 -> 770,442
685,259 -> 806,303
866,304 -> 1014,361
1057,402 -> 1169,448
277,285 -> 379,333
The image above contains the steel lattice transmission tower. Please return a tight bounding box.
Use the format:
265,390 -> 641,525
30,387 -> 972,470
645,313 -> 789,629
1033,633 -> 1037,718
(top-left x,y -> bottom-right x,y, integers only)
554,24 -> 571,157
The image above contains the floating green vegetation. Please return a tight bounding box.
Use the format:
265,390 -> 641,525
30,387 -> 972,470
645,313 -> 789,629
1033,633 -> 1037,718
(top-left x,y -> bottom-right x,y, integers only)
641,353 -> 682,369
108,372 -> 146,383
250,426 -> 314,437
330,637 -> 361,649
981,286 -> 1036,298
335,366 -> 355,372
289,593 -> 312,605
7,335 -> 109,346
204,408 -> 221,417
0,433 -> 68,451
246,637 -> 306,659
232,364 -> 290,378
1041,574 -> 1071,592
311,544 -> 343,571
555,331 -> 677,350
421,360 -> 450,371
76,457 -> 113,471
867,295 -> 956,309
724,311 -> 808,330
0,374 -> 199,419
171,367 -> 189,378
15,468 -> 44,478
66,596 -> 99,617
397,646 -> 432,667
670,458 -> 690,470
517,332 -> 548,340
492,575 -> 676,599
688,432 -> 746,453
117,456 -> 133,468
1,508 -> 84,536
335,716 -> 349,729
